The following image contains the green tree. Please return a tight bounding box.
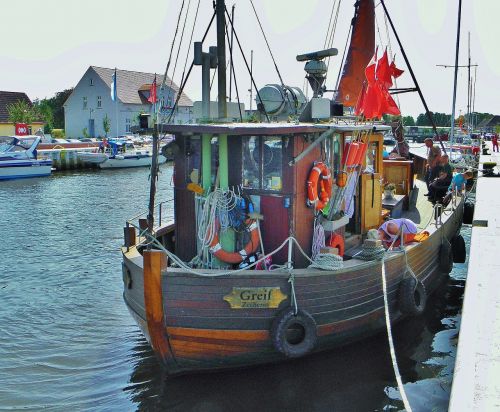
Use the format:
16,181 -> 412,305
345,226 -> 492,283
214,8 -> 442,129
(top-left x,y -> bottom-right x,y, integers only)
402,115 -> 415,126
82,127 -> 89,139
7,100 -> 37,124
34,100 -> 54,133
103,114 -> 111,137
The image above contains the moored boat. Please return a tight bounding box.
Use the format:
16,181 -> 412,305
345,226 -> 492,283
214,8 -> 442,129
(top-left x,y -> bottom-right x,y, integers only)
0,135 -> 52,180
121,0 -> 469,376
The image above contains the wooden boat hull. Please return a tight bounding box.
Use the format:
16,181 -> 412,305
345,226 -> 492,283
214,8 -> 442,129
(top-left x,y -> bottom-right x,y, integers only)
122,201 -> 463,375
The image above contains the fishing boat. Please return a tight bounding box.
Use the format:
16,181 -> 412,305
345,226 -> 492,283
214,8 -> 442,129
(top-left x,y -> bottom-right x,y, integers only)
121,0 -> 469,375
0,135 -> 52,180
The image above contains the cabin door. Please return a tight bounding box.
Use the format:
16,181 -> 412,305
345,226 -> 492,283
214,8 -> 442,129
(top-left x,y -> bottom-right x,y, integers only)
360,172 -> 382,233
88,119 -> 95,138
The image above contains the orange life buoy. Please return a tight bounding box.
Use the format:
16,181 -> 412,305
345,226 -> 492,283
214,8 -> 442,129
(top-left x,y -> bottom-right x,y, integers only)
209,219 -> 260,264
307,162 -> 332,211
327,233 -> 344,256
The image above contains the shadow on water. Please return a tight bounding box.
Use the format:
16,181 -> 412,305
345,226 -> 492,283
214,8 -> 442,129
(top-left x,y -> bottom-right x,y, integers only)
125,227 -> 470,412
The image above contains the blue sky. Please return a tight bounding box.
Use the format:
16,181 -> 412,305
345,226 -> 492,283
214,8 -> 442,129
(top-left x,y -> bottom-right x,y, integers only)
1,0 -> 498,118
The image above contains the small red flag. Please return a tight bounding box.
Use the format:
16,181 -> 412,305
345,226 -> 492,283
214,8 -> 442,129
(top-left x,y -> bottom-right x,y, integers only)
376,49 -> 392,89
148,75 -> 157,104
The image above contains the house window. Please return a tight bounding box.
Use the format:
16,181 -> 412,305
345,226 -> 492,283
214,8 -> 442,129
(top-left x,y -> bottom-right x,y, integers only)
97,96 -> 102,108
83,97 -> 87,109
90,78 -> 94,86
242,136 -> 283,191
125,118 -> 131,132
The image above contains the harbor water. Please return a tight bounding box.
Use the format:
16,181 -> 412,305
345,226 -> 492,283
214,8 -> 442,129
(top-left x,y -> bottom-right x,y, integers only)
0,166 -> 470,411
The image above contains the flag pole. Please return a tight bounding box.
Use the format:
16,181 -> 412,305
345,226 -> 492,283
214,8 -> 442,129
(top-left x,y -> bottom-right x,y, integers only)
114,68 -> 119,138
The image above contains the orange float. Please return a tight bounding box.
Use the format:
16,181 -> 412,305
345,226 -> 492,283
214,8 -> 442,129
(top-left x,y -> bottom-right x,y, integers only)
327,233 -> 345,256
307,162 -> 332,210
336,171 -> 348,187
209,220 -> 260,264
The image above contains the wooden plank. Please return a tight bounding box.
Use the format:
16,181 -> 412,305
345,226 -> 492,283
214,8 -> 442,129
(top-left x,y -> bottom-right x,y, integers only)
143,250 -> 176,367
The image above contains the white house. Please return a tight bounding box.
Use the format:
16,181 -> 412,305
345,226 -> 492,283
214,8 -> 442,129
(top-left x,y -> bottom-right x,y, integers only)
63,66 -> 193,138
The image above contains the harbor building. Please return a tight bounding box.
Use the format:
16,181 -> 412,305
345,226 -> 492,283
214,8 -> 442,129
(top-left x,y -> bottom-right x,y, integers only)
63,66 -> 193,139
0,91 -> 44,136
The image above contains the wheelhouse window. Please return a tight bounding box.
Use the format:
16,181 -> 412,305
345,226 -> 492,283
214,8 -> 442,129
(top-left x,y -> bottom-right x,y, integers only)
242,136 -> 283,191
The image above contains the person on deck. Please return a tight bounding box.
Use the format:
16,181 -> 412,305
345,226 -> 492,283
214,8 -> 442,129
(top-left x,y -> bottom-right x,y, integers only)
389,124 -> 410,159
378,218 -> 418,248
448,170 -> 473,194
428,154 -> 453,202
492,134 -> 499,152
424,137 -> 441,193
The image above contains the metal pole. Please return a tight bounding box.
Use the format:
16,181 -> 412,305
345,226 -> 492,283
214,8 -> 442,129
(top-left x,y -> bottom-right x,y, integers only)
229,4 -> 235,102
449,0 -> 462,152
249,50 -> 253,111
147,124 -> 159,238
467,31 -> 471,133
216,0 -> 227,119
380,0 -> 446,154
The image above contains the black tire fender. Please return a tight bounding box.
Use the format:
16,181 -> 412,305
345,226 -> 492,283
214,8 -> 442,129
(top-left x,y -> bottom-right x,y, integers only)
398,277 -> 427,316
439,242 -> 454,273
463,202 -> 474,224
451,234 -> 466,263
271,308 -> 318,358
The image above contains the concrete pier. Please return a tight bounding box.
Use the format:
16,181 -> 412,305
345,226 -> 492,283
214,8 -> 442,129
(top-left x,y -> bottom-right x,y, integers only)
449,142 -> 500,411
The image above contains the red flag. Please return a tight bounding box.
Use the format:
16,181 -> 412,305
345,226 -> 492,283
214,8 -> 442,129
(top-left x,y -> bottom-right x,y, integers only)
376,49 -> 392,89
148,75 -> 157,104
390,57 -> 404,79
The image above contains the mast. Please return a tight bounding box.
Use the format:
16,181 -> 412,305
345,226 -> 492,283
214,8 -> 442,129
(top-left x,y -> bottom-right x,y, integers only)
467,31 -> 471,133
449,0 -> 462,151
335,0 -> 375,107
216,0 -> 227,119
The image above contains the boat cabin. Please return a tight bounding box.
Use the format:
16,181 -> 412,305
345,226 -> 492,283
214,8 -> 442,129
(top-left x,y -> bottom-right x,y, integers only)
160,121 -> 400,269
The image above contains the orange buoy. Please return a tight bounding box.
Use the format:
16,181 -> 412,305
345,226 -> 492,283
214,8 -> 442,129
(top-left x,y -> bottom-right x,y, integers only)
327,233 -> 344,256
353,142 -> 368,166
307,162 -> 332,211
336,171 -> 348,187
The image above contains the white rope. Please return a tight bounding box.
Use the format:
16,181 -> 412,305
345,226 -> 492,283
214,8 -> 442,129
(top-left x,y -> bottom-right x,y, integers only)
308,253 -> 343,270
381,257 -> 413,412
311,218 -> 326,260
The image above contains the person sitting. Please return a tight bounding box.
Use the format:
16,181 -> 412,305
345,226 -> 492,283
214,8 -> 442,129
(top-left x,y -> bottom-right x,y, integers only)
428,154 -> 453,203
378,218 -> 418,248
424,137 -> 442,193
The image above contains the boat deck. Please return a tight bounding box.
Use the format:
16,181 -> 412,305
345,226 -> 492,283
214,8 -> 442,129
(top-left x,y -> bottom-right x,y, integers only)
449,141 -> 500,411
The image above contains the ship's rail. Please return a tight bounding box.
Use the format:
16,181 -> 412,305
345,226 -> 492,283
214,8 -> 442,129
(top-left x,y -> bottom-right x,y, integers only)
126,198 -> 175,233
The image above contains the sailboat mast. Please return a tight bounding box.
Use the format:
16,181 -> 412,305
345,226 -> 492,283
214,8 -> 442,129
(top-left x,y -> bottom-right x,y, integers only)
467,31 -> 471,132
449,0 -> 462,150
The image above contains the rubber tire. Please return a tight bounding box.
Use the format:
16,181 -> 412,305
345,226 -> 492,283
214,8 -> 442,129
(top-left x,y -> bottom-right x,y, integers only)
452,235 -> 466,263
463,202 -> 474,224
398,277 -> 427,316
439,242 -> 454,274
271,308 -> 318,358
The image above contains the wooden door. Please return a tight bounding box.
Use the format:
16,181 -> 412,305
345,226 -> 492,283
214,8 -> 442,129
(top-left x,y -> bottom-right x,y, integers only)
360,172 -> 382,233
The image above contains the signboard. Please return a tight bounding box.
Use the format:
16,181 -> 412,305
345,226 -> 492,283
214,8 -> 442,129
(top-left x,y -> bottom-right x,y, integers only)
224,287 -> 287,309
15,123 -> 28,136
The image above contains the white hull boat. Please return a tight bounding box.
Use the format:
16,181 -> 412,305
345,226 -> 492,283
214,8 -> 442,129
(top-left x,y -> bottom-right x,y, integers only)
99,152 -> 166,169
0,136 -> 52,180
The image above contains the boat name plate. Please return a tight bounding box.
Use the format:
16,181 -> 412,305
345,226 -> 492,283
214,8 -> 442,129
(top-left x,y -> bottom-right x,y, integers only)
224,287 -> 287,309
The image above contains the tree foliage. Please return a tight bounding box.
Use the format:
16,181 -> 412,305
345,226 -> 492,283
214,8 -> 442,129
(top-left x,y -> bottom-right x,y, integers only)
103,114 -> 111,137
7,100 -> 42,124
34,88 -> 74,132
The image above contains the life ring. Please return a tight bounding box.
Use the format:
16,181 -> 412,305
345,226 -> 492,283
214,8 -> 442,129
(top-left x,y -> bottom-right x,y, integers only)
307,162 -> 332,211
398,277 -> 427,316
271,307 -> 318,358
326,233 -> 344,256
439,242 -> 453,273
451,234 -> 466,263
209,219 -> 259,264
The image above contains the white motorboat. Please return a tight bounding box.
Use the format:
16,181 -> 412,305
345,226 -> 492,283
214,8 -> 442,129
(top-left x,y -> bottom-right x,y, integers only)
0,136 -> 52,180
77,139 -> 165,168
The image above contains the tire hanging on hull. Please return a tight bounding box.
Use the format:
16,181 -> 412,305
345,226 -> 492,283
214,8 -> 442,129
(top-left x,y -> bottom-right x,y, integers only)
439,242 -> 454,273
451,234 -> 466,263
271,308 -> 318,358
398,277 -> 427,316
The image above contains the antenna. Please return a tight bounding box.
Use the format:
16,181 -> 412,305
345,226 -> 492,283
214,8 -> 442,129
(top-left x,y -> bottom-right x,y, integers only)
296,48 -> 338,98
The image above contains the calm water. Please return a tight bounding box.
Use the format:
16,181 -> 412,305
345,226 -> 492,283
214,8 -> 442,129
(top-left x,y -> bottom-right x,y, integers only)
0,167 -> 470,411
